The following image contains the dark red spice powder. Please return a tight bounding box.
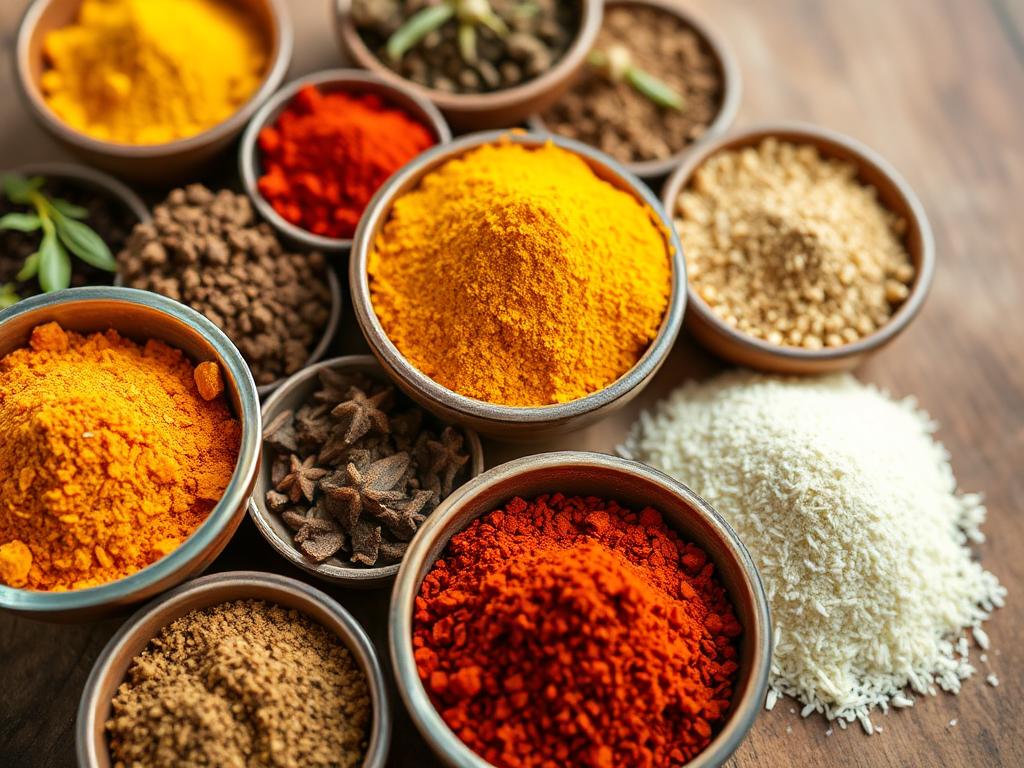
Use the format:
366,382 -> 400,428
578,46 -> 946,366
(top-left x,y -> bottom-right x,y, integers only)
413,493 -> 742,768
257,85 -> 435,239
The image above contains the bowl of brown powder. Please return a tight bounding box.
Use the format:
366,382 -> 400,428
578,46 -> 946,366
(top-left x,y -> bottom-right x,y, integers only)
662,123 -> 935,374
77,571 -> 390,768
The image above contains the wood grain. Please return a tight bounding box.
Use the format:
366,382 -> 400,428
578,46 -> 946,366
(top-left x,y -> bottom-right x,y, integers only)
1,1 -> 1022,766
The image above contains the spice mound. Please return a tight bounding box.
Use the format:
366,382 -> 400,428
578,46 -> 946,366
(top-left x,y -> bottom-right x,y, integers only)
263,367 -> 471,567
414,494 -> 740,767
118,185 -> 332,386
353,0 -> 578,94
106,599 -> 370,767
41,0 -> 266,145
0,323 -> 240,591
675,138 -> 915,349
368,141 -> 672,406
623,372 -> 1006,733
541,4 -> 723,164
258,84 -> 436,240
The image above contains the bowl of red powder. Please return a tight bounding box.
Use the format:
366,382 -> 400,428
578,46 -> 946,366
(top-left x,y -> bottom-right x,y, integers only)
389,451 -> 771,768
239,68 -> 451,252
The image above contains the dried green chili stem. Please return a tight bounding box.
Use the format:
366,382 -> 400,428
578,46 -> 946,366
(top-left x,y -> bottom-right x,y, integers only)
387,0 -> 511,65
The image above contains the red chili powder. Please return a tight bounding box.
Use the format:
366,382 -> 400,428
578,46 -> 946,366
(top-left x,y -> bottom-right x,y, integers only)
257,85 -> 435,239
413,494 -> 742,768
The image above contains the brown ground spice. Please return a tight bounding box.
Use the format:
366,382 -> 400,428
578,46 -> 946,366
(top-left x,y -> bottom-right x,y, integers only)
106,599 -> 370,768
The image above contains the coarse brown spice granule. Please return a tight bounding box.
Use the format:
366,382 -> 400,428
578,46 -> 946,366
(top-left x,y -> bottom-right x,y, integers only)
675,138 -> 915,349
106,599 -> 370,768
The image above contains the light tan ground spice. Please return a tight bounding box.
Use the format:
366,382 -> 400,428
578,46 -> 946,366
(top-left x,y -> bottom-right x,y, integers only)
675,138 -> 915,349
106,599 -> 370,768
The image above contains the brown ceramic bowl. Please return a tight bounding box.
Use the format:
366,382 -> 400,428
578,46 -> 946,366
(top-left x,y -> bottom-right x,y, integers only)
349,131 -> 686,441
249,355 -> 485,588
390,452 -> 772,768
334,0 -> 603,131
529,0 -> 742,181
662,123 -> 935,374
76,571 -> 391,768
15,0 -> 293,182
239,69 -> 452,253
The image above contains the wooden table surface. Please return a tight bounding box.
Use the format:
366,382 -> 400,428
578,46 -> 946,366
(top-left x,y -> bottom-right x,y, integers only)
2,0 -> 1022,766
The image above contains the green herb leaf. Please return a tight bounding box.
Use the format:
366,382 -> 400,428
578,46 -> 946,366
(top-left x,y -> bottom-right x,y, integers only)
38,227 -> 71,292
458,22 -> 478,63
0,212 -> 42,232
50,198 -> 89,219
53,215 -> 116,271
2,174 -> 45,205
386,3 -> 455,62
15,251 -> 40,282
625,67 -> 684,111
0,283 -> 19,309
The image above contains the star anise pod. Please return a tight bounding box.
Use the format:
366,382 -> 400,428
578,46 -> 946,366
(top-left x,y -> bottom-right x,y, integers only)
372,489 -> 433,541
378,539 -> 410,565
282,508 -> 347,562
422,427 -> 469,498
314,368 -> 357,405
265,489 -> 291,513
332,386 -> 392,444
263,409 -> 298,454
276,454 -> 329,503
350,520 -> 382,565
389,409 -> 423,452
321,453 -> 410,530
294,403 -> 332,447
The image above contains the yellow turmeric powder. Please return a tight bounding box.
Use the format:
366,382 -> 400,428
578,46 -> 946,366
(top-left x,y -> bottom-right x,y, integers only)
41,0 -> 267,145
0,323 -> 240,591
367,140 -> 673,406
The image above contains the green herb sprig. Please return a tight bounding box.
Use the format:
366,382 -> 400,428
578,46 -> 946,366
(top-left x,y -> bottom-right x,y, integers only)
386,0 -> 510,66
0,174 -> 116,294
589,45 -> 685,111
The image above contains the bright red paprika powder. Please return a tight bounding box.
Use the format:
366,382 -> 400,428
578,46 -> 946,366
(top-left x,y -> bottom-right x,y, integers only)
257,85 -> 434,239
413,493 -> 742,768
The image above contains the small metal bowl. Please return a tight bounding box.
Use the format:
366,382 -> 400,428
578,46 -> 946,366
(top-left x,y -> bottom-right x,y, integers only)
15,0 -> 293,182
662,123 -> 936,374
389,451 -> 771,768
350,131 -> 686,441
250,355 -> 485,588
240,69 -> 452,254
0,287 -> 261,622
76,571 -> 391,768
528,0 -> 742,181
334,0 -> 603,131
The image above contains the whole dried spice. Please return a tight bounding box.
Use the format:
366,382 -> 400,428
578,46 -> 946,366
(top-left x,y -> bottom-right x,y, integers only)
414,494 -> 741,767
0,323 -> 239,591
106,599 -> 370,768
118,185 -> 331,385
675,138 -> 915,348
262,369 -> 471,567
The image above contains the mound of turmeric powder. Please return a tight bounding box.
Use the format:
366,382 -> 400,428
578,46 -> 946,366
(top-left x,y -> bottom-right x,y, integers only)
0,323 -> 240,591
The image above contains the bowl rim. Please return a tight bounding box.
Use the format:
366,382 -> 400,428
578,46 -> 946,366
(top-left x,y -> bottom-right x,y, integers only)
661,121 -> 936,363
388,450 -> 772,768
528,0 -> 743,180
75,570 -> 392,768
0,286 -> 262,614
10,161 -> 151,225
349,129 -> 686,426
249,354 -> 486,586
333,0 -> 603,114
239,68 -> 453,253
15,0 -> 294,156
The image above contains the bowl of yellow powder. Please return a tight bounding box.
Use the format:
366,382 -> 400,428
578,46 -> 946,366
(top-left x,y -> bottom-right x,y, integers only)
0,287 -> 261,621
351,131 -> 685,440
16,0 -> 293,181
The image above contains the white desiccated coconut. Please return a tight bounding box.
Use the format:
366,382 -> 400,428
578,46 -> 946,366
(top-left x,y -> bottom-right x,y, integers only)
622,372 -> 1006,727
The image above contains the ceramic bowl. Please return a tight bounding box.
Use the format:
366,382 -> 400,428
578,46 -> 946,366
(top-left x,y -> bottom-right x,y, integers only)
528,0 -> 742,181
389,451 -> 772,768
0,287 -> 261,622
250,356 -> 485,588
349,131 -> 686,441
76,571 -> 391,768
15,0 -> 293,182
239,69 -> 452,253
334,0 -> 603,131
13,162 -> 150,225
661,123 -> 935,374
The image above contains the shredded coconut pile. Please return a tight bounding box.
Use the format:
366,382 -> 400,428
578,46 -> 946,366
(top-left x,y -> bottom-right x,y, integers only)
621,372 -> 1006,733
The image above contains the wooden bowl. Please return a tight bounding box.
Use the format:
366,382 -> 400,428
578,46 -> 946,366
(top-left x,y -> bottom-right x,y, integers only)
239,69 -> 452,254
249,356 -> 485,588
15,0 -> 293,182
389,452 -> 772,768
661,123 -> 935,374
76,571 -> 391,768
528,0 -> 742,181
349,131 -> 685,441
334,0 -> 603,131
